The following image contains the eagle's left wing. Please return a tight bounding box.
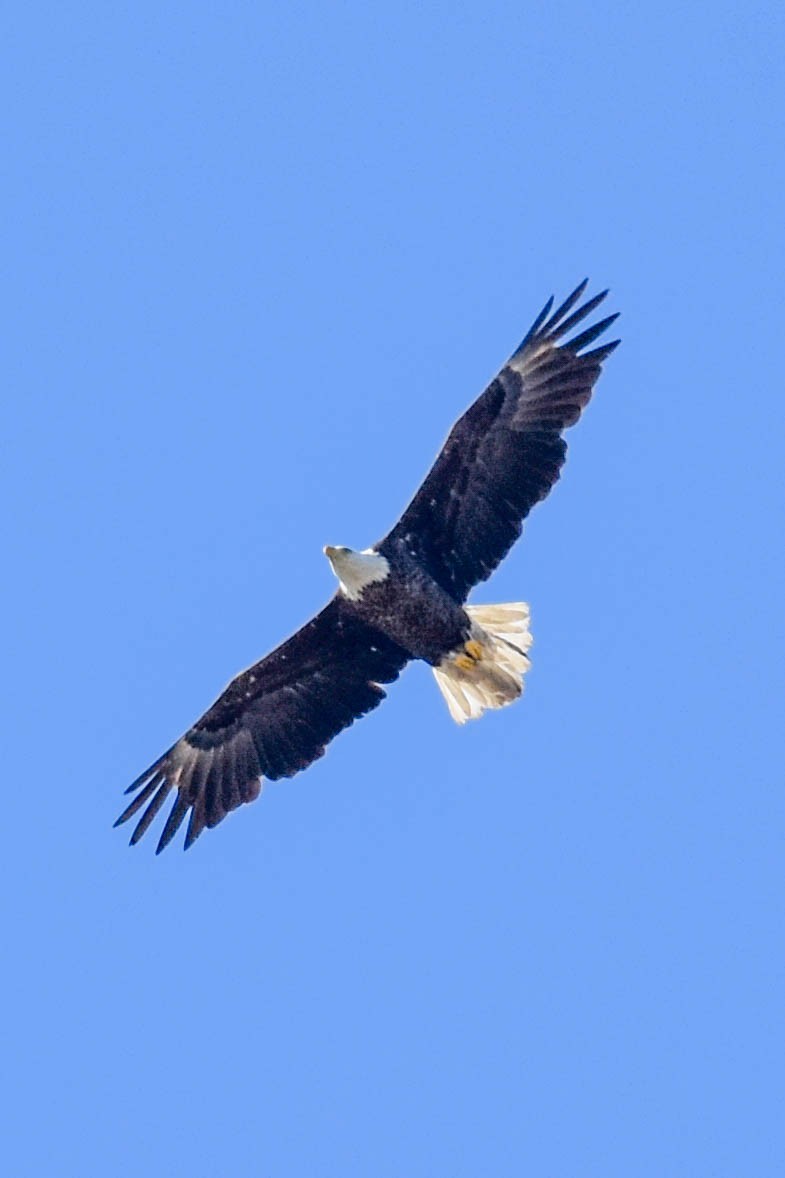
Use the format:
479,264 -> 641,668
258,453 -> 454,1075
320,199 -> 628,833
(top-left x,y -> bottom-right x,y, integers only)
379,281 -> 619,602
116,597 -> 409,853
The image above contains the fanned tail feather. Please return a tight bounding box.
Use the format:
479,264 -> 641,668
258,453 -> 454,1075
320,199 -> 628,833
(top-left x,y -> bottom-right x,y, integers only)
433,602 -> 533,724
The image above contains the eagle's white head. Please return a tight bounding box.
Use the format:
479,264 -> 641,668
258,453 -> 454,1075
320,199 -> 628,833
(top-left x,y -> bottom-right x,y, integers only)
323,545 -> 390,601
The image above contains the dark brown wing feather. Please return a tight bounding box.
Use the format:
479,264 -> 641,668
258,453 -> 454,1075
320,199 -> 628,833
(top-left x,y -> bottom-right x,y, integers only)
379,281 -> 619,601
116,598 -> 409,853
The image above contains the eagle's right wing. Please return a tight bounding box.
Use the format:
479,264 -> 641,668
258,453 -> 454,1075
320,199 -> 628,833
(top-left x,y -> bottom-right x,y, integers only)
116,598 -> 409,853
380,281 -> 619,602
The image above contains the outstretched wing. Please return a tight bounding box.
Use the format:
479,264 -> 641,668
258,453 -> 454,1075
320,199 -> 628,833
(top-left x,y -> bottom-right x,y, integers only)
116,598 -> 409,853
379,281 -> 619,601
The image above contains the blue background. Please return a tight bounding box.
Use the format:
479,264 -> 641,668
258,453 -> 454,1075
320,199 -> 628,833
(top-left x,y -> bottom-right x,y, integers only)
4,3 -> 783,1174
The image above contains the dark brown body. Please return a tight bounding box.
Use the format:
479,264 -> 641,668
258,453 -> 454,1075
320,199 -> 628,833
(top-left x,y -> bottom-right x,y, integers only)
345,540 -> 470,665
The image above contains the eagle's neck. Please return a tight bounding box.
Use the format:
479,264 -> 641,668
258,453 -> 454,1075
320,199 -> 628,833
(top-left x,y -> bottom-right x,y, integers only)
324,546 -> 390,601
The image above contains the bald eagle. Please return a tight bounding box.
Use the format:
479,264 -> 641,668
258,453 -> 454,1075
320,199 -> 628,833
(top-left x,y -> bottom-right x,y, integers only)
117,281 -> 619,853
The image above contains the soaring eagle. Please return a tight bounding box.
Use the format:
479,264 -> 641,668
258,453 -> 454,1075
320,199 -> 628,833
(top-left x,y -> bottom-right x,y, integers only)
117,281 -> 619,853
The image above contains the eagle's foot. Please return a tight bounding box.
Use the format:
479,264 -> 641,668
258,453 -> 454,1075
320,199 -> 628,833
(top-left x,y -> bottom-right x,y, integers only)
454,639 -> 484,671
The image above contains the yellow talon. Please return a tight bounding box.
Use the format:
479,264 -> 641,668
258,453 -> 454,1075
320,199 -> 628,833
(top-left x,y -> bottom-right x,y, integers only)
465,639 -> 483,662
454,654 -> 476,672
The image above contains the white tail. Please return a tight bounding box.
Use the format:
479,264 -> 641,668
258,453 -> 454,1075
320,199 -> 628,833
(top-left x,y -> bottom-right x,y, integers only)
432,602 -> 533,724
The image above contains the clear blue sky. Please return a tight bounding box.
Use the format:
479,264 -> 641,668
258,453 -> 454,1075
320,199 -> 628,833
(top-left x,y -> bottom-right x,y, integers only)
4,3 -> 784,1175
